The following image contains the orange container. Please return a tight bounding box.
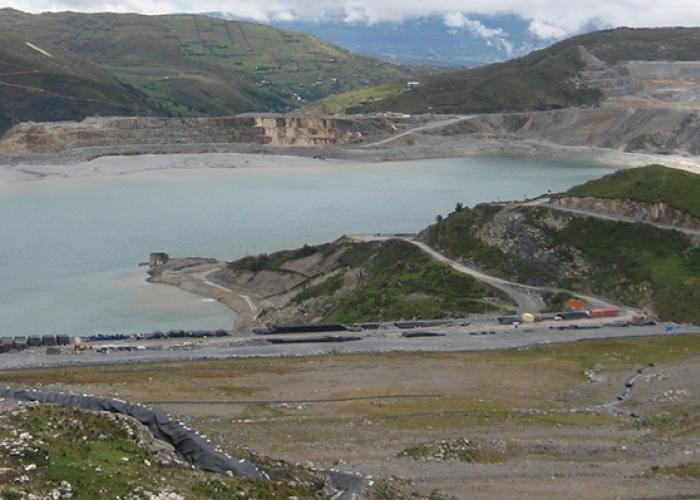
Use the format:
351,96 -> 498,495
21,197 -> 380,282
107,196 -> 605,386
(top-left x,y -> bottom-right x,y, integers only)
566,298 -> 585,310
588,308 -> 620,318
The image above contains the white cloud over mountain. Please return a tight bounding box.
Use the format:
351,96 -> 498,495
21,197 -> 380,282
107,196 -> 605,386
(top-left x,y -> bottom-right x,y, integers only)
3,0 -> 700,40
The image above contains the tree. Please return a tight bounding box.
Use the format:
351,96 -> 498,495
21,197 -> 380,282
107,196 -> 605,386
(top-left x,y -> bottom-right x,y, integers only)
455,202 -> 464,212
436,214 -> 444,223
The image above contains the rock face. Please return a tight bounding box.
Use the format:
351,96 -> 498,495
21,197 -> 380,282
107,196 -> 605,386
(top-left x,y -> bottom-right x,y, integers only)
550,196 -> 700,230
0,114 -> 400,155
434,106 -> 700,156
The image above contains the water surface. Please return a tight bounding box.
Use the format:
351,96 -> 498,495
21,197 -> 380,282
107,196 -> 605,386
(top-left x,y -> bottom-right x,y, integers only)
0,155 -> 616,336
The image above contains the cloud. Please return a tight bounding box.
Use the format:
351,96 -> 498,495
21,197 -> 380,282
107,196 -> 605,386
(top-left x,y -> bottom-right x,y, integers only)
443,12 -> 512,55
528,19 -> 569,39
271,9 -> 297,21
4,0 -> 700,41
443,12 -> 505,38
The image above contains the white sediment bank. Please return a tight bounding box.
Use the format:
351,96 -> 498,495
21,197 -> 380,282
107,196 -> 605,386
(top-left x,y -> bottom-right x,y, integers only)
1,141 -> 699,185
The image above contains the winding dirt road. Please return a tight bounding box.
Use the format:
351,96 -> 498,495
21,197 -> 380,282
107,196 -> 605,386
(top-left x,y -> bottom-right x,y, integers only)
349,234 -> 625,314
531,199 -> 700,238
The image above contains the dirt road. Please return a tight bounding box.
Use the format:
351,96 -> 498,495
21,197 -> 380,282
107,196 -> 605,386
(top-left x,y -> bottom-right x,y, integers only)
358,115 -> 473,149
535,199 -> 700,237
349,234 -> 622,314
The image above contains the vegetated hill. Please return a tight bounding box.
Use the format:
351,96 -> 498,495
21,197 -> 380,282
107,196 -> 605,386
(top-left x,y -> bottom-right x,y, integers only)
423,166 -> 700,324
219,238 -> 512,325
0,27 -> 159,133
0,9 -> 409,119
567,165 -> 700,219
0,403 -> 325,498
325,27 -> 700,114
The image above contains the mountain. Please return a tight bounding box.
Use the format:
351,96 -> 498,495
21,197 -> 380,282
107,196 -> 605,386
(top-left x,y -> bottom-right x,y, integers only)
0,9 -> 409,130
316,27 -> 700,114
0,26 -> 159,132
207,14 -> 541,67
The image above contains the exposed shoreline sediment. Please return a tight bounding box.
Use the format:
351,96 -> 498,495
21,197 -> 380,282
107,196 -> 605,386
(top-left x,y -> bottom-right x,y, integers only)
1,138 -> 699,185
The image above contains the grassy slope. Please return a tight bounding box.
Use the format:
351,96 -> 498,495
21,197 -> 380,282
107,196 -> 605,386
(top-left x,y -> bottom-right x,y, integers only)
0,27 -> 160,132
426,167 -> 700,323
0,9 -> 409,117
567,165 -> 700,219
353,44 -> 602,114
230,239 -> 510,323
0,405 -> 322,499
302,82 -> 405,114
328,27 -> 700,115
326,240 -> 508,322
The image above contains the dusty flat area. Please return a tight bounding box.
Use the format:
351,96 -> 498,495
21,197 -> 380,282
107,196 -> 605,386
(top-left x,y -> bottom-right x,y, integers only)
1,132 -> 699,185
1,321 -> 698,370
2,334 -> 699,499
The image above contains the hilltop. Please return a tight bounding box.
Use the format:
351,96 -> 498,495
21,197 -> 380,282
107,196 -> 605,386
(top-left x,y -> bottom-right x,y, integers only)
567,165 -> 700,219
312,27 -> 700,114
0,9 -> 409,131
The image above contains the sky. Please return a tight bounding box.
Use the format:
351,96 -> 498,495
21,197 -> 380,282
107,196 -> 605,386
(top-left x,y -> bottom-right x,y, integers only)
2,0 -> 700,41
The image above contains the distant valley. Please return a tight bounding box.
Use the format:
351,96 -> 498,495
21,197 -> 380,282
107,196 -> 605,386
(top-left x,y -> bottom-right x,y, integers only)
206,13 -> 542,66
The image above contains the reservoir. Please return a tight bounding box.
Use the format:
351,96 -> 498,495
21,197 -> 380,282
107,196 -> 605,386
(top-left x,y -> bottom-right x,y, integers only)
0,154 -> 616,336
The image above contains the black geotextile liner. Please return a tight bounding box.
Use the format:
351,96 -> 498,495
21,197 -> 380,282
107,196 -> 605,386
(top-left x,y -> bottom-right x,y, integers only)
401,331 -> 446,338
0,386 -> 261,479
266,336 -> 361,345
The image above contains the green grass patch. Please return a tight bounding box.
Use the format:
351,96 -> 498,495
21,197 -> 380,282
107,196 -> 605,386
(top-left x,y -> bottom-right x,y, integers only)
0,405 -> 323,499
293,274 -> 344,303
540,210 -> 700,323
353,45 -> 602,114
303,82 -> 405,114
229,243 -> 330,273
328,240 -> 508,322
568,165 -> 700,219
650,463 -> 700,480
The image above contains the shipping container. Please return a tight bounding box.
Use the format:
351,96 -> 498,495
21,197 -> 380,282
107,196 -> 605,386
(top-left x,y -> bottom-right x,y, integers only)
559,311 -> 590,321
588,308 -> 620,318
497,316 -> 521,325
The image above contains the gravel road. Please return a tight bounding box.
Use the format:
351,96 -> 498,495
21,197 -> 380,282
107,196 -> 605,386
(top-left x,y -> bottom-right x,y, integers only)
1,322 -> 697,371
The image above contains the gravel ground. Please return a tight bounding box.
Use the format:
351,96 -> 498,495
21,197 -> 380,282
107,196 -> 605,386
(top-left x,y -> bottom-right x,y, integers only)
1,321 -> 698,370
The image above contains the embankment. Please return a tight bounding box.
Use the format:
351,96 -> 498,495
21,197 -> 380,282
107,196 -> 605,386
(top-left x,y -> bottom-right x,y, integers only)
0,114 -> 403,155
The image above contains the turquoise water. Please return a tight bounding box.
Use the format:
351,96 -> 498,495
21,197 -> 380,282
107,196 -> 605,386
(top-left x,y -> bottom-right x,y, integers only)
0,155 -> 617,336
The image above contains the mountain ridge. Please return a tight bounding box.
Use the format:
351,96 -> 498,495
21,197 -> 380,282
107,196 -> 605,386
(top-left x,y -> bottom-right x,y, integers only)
0,8 -> 410,131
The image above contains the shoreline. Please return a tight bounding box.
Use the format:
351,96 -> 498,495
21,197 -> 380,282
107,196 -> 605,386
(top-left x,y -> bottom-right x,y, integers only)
1,138 -> 699,185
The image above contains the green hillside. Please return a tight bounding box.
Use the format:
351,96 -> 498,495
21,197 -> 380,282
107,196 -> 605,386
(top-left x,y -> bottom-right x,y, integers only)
324,27 -> 700,115
425,166 -> 700,323
0,9 -> 409,119
568,165 -> 700,219
0,27 -> 159,132
228,238 -> 509,323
